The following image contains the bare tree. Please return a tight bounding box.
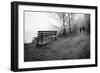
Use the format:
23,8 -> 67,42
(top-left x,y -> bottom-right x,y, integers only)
51,12 -> 75,35
57,13 -> 75,33
56,12 -> 66,35
65,13 -> 75,33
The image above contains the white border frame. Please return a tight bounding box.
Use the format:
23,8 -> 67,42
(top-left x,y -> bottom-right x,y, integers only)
18,5 -> 96,69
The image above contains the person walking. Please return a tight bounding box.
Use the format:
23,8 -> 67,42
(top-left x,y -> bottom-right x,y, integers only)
82,26 -> 85,33
80,27 -> 82,33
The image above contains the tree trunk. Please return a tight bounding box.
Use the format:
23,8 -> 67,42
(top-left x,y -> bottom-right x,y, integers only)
63,13 -> 66,35
69,19 -> 72,33
68,13 -> 72,33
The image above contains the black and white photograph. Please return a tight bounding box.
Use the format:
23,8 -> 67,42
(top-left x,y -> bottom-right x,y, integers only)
24,11 -> 90,62
11,1 -> 97,71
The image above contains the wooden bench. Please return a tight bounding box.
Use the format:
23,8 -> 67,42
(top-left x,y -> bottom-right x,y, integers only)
34,31 -> 57,46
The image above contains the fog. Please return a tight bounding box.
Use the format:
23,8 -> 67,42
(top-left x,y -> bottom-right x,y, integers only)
24,12 -> 61,43
24,11 -> 88,43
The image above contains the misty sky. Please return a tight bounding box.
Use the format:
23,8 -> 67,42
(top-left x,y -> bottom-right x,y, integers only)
24,11 -> 61,43
24,11 -> 87,43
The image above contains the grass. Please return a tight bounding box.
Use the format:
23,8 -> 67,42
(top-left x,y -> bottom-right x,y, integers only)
24,32 -> 90,62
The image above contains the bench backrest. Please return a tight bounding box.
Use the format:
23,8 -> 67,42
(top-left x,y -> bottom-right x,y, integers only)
38,31 -> 57,37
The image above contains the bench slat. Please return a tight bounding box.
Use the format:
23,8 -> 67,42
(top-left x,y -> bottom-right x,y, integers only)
35,31 -> 57,46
